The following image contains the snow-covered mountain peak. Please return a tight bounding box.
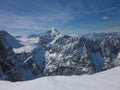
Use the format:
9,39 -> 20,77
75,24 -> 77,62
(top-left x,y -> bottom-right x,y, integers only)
46,28 -> 60,36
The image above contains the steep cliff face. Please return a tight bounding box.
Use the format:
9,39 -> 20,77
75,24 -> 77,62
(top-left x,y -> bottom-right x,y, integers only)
0,30 -> 45,81
98,37 -> 120,70
44,33 -> 120,76
44,36 -> 96,75
0,30 -> 22,81
19,46 -> 45,80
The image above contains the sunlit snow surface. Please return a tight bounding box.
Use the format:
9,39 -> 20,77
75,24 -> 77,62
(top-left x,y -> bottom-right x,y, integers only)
0,66 -> 120,90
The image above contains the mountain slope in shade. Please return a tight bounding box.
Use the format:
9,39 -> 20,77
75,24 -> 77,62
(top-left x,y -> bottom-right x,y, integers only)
0,31 -> 22,81
0,30 -> 23,48
0,66 -> 120,90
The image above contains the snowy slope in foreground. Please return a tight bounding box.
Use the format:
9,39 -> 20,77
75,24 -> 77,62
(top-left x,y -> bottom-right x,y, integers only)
0,67 -> 120,90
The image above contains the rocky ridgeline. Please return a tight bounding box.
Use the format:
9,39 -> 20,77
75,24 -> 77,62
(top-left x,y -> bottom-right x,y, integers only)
44,33 -> 120,75
0,29 -> 120,81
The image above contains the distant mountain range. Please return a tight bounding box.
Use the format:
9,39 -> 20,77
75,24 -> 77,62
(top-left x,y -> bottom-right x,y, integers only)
0,28 -> 120,81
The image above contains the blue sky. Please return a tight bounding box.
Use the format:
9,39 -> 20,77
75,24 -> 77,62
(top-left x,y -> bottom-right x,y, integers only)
0,0 -> 120,36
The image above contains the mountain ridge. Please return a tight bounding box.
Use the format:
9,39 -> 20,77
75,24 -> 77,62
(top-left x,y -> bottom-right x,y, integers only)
0,29 -> 120,81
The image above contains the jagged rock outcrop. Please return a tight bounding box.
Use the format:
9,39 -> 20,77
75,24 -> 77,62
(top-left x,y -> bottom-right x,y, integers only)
44,36 -> 96,75
39,28 -> 60,47
44,32 -> 120,76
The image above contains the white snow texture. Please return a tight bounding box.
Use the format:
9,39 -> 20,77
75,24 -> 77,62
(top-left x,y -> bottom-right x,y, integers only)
0,66 -> 120,90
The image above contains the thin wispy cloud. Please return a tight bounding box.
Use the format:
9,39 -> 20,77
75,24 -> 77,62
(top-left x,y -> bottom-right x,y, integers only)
0,0 -> 77,34
0,0 -> 120,35
102,16 -> 110,20
0,10 -> 74,31
98,7 -> 118,13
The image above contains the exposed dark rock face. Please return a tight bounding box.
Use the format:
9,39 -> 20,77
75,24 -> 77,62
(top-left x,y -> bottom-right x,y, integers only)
44,34 -> 120,76
0,31 -> 22,81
